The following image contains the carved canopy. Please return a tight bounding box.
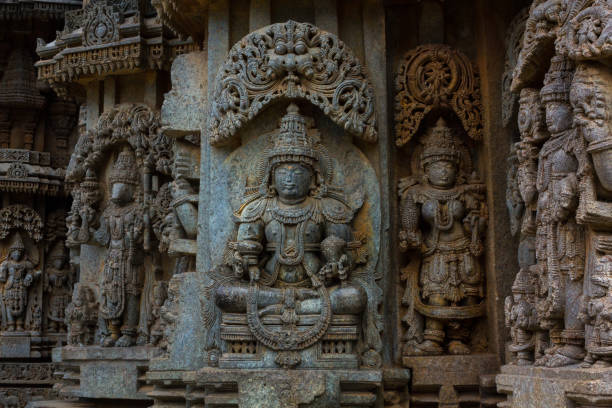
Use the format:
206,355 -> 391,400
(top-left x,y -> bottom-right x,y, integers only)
0,205 -> 43,242
394,44 -> 484,147
207,20 -> 378,146
66,103 -> 173,185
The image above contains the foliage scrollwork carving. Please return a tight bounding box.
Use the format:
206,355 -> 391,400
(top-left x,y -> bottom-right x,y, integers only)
394,44 -> 484,146
207,20 -> 377,146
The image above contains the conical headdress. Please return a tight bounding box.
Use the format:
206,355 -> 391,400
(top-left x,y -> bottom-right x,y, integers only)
9,232 -> 25,251
48,240 -> 67,261
109,147 -> 139,185
421,117 -> 461,166
541,56 -> 574,104
268,103 -> 318,168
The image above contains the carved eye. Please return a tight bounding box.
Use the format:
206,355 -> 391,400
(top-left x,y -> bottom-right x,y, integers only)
294,42 -> 306,55
275,43 -> 287,55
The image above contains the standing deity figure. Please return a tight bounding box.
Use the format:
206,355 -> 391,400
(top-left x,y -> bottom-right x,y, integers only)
214,104 -> 367,361
44,241 -> 72,332
533,56 -> 587,367
570,63 -> 612,367
505,238 -> 539,365
78,147 -> 145,347
0,233 -> 40,332
399,117 -> 487,356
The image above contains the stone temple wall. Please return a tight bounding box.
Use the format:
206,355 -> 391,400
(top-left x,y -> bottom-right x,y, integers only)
0,0 -> 609,407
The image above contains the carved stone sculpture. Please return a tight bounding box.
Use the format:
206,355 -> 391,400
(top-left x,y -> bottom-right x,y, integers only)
208,20 -> 377,146
77,147 -> 145,347
0,233 -> 41,332
533,56 -> 587,367
399,117 -> 487,356
64,103 -> 175,349
65,284 -> 98,346
44,241 -> 72,333
211,104 -> 369,368
570,62 -> 612,367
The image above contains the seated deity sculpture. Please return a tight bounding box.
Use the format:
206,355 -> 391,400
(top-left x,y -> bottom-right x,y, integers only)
213,104 -> 367,365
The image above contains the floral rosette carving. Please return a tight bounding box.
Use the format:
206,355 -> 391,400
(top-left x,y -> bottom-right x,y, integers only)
207,20 -> 377,146
394,44 -> 484,146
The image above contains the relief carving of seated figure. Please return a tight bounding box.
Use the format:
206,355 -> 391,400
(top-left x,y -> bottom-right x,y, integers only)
215,104 -> 366,352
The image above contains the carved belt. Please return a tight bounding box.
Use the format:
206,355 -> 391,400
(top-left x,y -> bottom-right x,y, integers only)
266,243 -> 320,251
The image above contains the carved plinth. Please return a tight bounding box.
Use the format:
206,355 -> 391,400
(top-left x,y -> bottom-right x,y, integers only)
496,365 -> 612,408
219,313 -> 361,369
403,354 -> 500,407
0,333 -> 62,359
53,346 -> 161,401
148,368 -> 383,408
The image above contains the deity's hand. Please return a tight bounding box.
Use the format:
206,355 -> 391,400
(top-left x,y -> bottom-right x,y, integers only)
399,229 -> 421,251
248,265 -> 260,282
319,254 -> 349,282
24,274 -> 33,286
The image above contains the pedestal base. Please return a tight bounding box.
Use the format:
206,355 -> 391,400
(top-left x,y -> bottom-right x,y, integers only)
402,353 -> 502,407
148,367 -> 392,407
496,364 -> 612,408
53,346 -> 161,401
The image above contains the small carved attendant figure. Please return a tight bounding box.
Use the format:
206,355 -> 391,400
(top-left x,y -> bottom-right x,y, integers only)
400,117 -> 487,356
79,147 -> 145,347
505,238 -> 539,365
215,104 -> 366,362
533,56 -> 587,367
66,284 -> 98,346
0,233 -> 40,332
148,281 -> 167,347
44,241 -> 72,333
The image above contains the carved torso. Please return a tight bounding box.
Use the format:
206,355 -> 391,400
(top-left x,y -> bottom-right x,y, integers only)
237,196 -> 353,287
0,258 -> 34,317
96,202 -> 145,320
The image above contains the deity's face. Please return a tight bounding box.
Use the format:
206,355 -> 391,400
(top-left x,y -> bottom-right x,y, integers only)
426,160 -> 457,189
9,249 -> 23,261
52,258 -> 65,270
545,102 -> 572,134
274,162 -> 312,202
111,182 -> 134,205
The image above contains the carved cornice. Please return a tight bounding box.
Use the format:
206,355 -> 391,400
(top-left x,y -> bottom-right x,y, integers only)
394,44 -> 484,146
35,0 -> 196,96
0,149 -> 64,195
150,0 -> 208,44
0,0 -> 81,22
208,20 -> 378,147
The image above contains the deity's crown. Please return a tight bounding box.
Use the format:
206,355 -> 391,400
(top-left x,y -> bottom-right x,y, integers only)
48,240 -> 67,261
9,232 -> 24,251
421,117 -> 461,166
269,103 -> 318,167
512,268 -> 536,295
109,146 -> 139,186
541,55 -> 574,104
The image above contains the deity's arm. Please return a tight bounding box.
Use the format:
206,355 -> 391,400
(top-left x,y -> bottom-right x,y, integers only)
232,219 -> 265,280
0,261 -> 7,282
92,213 -> 110,247
463,189 -> 488,234
399,190 -> 422,250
